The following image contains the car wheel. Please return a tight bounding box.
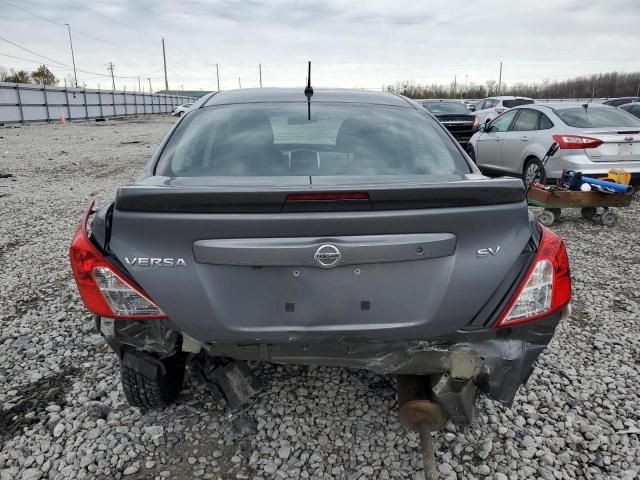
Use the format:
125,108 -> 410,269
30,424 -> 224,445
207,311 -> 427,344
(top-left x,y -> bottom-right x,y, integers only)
121,351 -> 186,409
524,157 -> 546,186
537,209 -> 555,227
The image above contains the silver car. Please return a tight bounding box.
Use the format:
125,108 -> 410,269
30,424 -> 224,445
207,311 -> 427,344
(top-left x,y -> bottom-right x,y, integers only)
467,102 -> 640,184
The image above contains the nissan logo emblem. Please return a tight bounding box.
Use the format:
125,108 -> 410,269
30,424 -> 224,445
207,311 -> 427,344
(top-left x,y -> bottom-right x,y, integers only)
314,244 -> 341,268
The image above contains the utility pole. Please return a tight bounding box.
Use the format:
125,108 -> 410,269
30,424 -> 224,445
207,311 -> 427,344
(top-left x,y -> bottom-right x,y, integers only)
65,24 -> 78,87
238,77 -> 241,89
216,64 -> 220,91
259,63 -> 262,88
453,76 -> 457,98
465,74 -> 468,93
162,37 -> 169,91
138,76 -> 141,92
147,77 -> 152,93
107,62 -> 116,90
497,61 -> 503,95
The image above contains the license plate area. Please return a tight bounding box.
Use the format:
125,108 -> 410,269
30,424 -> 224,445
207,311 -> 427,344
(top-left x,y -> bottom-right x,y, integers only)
618,143 -> 633,155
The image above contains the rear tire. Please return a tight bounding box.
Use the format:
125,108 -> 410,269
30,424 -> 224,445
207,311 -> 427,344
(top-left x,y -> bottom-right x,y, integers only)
524,157 -> 546,186
121,352 -> 186,409
537,209 -> 555,226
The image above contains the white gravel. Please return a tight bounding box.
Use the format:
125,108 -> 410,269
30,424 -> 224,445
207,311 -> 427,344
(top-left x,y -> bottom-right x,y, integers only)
1,116 -> 639,480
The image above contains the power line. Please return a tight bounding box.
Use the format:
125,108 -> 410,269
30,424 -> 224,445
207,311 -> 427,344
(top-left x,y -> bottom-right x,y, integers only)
0,53 -> 165,81
2,0 -> 161,56
67,0 -> 160,39
0,34 -> 70,68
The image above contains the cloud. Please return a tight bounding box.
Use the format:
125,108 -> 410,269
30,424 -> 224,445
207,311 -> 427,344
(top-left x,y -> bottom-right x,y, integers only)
0,0 -> 638,91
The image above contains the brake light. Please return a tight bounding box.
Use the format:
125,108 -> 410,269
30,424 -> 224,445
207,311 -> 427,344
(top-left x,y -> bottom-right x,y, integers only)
552,134 -> 603,149
472,115 -> 481,130
69,202 -> 167,319
287,192 -> 369,201
495,226 -> 571,328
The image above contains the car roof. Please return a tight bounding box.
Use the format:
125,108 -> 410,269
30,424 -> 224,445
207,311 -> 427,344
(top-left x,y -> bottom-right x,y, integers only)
532,102 -> 614,111
202,87 -> 412,108
485,96 -> 533,100
416,99 -> 461,103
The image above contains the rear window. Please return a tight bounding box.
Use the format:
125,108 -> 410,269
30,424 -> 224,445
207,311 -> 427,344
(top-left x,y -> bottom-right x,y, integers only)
155,102 -> 470,178
502,99 -> 534,108
555,107 -> 640,128
420,102 -> 470,114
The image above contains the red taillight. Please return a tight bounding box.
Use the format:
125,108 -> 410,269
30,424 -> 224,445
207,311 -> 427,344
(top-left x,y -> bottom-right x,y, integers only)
287,192 -> 369,201
495,226 -> 571,328
472,115 -> 480,130
552,134 -> 603,149
69,202 -> 167,319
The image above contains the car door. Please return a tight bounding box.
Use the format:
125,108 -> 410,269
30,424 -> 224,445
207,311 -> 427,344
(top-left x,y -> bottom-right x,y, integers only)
500,108 -> 540,173
475,109 -> 519,170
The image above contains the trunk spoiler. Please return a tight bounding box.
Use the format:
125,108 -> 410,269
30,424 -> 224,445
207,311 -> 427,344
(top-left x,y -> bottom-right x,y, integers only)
115,178 -> 526,213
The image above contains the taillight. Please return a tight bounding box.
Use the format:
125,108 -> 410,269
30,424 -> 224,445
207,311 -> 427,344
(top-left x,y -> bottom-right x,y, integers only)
472,115 -> 480,130
69,202 -> 167,319
495,226 -> 571,328
552,134 -> 603,149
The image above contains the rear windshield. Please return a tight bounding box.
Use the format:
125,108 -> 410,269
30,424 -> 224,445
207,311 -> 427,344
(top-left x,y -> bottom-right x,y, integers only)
555,107 -> 640,128
155,102 -> 470,177
502,99 -> 534,108
420,102 -> 470,114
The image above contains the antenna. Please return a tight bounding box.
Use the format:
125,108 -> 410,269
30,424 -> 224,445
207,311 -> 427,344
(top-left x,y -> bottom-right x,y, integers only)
305,61 -> 313,96
304,61 -> 313,120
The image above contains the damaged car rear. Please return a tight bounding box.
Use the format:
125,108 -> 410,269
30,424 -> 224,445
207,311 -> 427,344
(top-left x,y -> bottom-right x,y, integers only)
69,88 -> 571,433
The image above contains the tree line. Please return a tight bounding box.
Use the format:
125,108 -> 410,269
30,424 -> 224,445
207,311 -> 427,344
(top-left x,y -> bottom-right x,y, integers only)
0,65 -> 58,86
386,71 -> 640,99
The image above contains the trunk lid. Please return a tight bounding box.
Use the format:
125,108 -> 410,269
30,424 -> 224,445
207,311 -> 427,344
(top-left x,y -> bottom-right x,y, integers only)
107,176 -> 531,344
581,128 -> 640,162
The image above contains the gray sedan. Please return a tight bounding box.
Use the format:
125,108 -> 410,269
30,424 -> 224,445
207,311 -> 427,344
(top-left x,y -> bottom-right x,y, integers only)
467,103 -> 640,184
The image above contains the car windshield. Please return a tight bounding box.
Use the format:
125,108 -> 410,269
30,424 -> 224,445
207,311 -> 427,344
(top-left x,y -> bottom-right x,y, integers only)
421,102 -> 470,114
502,99 -> 534,108
155,102 -> 470,178
555,107 -> 640,128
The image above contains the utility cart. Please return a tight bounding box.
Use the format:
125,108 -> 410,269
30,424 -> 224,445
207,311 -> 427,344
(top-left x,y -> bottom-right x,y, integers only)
527,186 -> 633,227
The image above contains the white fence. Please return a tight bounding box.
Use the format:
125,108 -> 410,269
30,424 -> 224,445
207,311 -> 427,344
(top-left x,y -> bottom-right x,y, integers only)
0,82 -> 197,124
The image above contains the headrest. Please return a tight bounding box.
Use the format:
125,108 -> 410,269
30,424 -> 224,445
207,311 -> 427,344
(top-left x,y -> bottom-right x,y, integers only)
222,111 -> 274,145
335,116 -> 378,153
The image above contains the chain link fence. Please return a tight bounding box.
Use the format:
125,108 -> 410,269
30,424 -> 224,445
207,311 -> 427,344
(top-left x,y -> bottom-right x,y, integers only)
0,82 -> 197,124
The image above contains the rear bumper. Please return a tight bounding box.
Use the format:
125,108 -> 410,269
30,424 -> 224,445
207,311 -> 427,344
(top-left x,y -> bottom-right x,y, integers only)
546,152 -> 640,180
98,307 -> 566,407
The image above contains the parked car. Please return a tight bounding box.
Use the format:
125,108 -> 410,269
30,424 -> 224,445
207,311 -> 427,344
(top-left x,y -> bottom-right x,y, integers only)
462,100 -> 478,111
417,99 -> 479,146
602,97 -> 640,107
467,102 -> 640,184
172,103 -> 193,116
69,88 -> 571,434
474,96 -> 534,125
619,102 -> 640,119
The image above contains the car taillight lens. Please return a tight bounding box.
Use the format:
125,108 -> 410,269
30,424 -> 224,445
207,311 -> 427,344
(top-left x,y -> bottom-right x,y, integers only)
552,134 -> 603,149
472,115 -> 480,130
495,226 -> 571,328
69,202 -> 166,319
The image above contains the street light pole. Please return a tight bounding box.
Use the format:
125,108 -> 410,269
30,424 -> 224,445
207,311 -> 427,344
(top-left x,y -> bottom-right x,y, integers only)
65,23 -> 78,87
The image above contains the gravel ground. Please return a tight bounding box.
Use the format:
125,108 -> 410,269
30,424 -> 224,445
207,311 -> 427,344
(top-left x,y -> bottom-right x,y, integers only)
0,116 -> 639,480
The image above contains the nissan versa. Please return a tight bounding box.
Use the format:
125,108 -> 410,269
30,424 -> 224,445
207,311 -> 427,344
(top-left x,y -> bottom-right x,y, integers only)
69,88 -> 571,432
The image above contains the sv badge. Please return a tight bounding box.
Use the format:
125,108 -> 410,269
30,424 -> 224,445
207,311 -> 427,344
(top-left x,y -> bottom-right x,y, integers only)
476,247 -> 501,258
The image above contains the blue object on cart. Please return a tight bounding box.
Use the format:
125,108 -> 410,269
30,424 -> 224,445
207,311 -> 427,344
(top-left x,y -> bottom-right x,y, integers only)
581,176 -> 633,194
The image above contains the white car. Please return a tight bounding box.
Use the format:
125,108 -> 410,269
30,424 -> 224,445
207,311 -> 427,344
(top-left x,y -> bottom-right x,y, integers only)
172,103 -> 193,117
474,96 -> 534,125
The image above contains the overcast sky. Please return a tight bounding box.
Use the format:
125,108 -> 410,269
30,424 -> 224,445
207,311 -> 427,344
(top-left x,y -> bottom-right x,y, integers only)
1,0 -> 639,92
